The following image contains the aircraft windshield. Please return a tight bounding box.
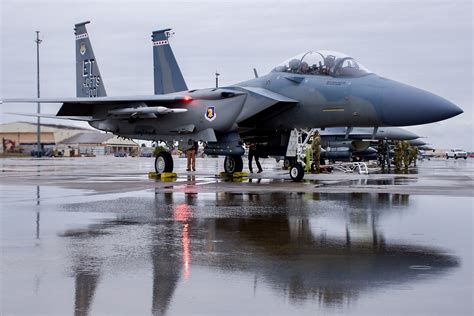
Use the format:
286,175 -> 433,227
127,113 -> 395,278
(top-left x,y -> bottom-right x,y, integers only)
273,51 -> 371,77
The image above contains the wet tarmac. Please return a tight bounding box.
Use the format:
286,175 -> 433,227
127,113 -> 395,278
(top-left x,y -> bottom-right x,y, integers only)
1,157 -> 473,315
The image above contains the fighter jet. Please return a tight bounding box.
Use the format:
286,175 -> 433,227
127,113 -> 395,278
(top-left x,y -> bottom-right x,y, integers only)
2,22 -> 463,181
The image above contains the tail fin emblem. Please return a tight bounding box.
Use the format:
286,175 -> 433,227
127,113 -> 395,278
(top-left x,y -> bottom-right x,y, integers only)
79,42 -> 86,55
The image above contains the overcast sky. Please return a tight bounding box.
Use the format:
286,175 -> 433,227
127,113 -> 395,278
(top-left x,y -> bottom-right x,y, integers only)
1,0 -> 472,149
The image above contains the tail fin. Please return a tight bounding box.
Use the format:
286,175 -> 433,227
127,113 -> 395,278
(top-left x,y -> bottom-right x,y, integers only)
74,21 -> 107,98
152,29 -> 188,94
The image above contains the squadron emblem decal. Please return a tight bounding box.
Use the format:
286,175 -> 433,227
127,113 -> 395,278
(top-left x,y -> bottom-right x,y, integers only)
79,42 -> 87,55
205,106 -> 216,122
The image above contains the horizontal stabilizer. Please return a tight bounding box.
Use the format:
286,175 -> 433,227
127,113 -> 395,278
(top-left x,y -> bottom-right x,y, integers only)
5,112 -> 97,121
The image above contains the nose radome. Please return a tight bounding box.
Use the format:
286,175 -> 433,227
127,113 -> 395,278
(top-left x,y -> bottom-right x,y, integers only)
381,79 -> 463,126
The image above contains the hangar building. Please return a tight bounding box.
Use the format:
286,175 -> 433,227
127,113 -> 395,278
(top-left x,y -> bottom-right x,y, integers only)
58,133 -> 139,156
0,121 -> 93,153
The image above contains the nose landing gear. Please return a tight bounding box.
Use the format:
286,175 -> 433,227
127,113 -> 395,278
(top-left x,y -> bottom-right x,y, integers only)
289,163 -> 304,181
286,128 -> 318,181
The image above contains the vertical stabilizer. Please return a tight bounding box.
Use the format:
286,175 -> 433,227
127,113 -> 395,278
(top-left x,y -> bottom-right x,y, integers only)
152,29 -> 188,94
75,21 -> 107,98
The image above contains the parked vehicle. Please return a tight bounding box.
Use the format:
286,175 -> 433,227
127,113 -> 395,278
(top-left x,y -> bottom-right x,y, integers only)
140,151 -> 153,157
445,149 -> 467,159
114,151 -> 127,157
31,148 -> 54,157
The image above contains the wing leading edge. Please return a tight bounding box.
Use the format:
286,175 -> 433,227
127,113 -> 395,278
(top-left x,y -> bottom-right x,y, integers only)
1,95 -> 192,104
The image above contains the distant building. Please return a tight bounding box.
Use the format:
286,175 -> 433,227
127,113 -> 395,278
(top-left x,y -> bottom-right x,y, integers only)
0,121 -> 93,153
58,132 -> 139,156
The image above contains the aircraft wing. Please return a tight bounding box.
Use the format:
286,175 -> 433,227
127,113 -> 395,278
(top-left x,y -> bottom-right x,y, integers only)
1,95 -> 191,105
5,112 -> 98,121
2,95 -> 191,117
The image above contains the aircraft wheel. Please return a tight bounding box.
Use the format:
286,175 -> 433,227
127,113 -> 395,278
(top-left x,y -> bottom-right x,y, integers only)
224,155 -> 243,173
289,163 -> 304,182
155,152 -> 173,174
464,157 -> 467,160
283,157 -> 295,169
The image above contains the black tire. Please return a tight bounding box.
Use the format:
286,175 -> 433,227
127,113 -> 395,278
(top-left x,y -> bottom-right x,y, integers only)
289,163 -> 304,182
224,155 -> 243,173
155,152 -> 173,174
464,157 -> 467,160
284,157 -> 296,169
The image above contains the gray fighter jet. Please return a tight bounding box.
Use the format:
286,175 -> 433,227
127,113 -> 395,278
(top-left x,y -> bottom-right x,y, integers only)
2,22 -> 463,181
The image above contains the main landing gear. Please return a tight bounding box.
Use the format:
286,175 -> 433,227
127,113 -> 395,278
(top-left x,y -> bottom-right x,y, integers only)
155,151 -> 174,174
224,155 -> 243,173
154,151 -> 244,175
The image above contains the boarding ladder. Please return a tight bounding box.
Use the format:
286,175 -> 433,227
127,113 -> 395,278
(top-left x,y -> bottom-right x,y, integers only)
332,162 -> 369,174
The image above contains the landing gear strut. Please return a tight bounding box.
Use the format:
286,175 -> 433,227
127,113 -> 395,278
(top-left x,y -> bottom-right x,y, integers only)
224,155 -> 243,173
155,152 -> 174,174
285,128 -> 318,181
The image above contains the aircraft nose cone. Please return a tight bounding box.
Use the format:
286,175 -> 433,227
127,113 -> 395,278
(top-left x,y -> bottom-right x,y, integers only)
381,80 -> 463,126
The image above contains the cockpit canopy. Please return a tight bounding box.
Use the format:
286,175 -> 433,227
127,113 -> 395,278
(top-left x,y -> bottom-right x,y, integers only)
273,51 -> 371,77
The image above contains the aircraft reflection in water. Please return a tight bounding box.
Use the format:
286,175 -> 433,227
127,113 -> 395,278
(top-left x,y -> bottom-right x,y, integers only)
60,190 -> 458,315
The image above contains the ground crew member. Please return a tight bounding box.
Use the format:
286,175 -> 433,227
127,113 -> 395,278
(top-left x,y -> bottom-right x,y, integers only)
402,141 -> 411,170
186,140 -> 198,172
383,139 -> 391,171
311,130 -> 321,173
377,140 -> 385,170
248,142 -> 262,173
394,140 -> 403,171
410,146 -> 419,167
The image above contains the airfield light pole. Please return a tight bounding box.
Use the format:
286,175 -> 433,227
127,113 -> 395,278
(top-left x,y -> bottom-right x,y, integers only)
35,31 -> 42,157
215,71 -> 220,88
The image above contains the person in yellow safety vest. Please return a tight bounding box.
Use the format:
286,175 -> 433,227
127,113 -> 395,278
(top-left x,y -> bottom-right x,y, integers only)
311,130 -> 321,173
